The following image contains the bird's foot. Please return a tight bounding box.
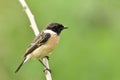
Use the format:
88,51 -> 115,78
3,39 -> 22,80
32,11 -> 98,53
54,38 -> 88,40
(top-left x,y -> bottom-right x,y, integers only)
44,56 -> 49,60
43,68 -> 51,73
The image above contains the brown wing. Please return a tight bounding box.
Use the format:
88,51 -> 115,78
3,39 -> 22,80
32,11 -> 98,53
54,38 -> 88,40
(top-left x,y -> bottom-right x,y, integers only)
24,32 -> 51,57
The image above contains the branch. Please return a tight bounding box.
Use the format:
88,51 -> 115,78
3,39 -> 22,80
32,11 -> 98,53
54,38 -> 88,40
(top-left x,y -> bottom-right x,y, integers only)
43,58 -> 52,80
19,0 -> 39,36
19,0 -> 52,80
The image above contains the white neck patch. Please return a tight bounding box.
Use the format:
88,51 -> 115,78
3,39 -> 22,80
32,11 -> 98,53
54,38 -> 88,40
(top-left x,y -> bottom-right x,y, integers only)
44,30 -> 56,35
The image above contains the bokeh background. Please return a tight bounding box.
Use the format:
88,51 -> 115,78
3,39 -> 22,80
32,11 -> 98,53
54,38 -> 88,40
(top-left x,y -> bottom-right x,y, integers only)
0,0 -> 120,80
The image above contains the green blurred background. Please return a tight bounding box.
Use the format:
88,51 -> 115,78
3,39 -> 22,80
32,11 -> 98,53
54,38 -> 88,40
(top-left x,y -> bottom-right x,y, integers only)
0,0 -> 120,80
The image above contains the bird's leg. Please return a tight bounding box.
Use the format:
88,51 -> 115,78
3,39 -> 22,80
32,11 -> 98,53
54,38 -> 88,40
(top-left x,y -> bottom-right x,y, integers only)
38,59 -> 51,73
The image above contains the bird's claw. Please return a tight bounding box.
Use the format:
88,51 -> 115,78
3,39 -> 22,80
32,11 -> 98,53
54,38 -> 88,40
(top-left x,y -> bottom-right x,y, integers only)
43,68 -> 51,73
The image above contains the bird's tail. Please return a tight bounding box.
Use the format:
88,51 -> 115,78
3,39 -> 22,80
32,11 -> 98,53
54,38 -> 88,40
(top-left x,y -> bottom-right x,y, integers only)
15,57 -> 29,73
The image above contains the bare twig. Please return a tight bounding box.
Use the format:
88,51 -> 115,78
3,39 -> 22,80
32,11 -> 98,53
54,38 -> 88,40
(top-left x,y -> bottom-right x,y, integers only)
19,0 -> 52,80
19,0 -> 39,36
43,58 -> 52,80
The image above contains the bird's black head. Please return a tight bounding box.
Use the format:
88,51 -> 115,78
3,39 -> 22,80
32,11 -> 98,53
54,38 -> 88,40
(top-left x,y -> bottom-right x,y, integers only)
46,23 -> 68,35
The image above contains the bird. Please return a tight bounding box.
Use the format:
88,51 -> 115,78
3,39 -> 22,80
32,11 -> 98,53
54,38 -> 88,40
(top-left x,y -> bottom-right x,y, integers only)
15,22 -> 68,73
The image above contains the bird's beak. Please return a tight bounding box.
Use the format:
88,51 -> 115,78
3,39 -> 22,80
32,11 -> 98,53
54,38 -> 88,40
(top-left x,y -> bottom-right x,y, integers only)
64,26 -> 68,29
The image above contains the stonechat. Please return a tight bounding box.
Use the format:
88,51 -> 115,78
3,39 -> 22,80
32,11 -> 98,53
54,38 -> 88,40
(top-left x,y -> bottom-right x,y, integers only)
15,22 -> 67,73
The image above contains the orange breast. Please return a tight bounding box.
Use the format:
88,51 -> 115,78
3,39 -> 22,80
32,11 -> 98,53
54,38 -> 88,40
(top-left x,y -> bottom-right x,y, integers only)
46,34 -> 60,52
30,34 -> 60,59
